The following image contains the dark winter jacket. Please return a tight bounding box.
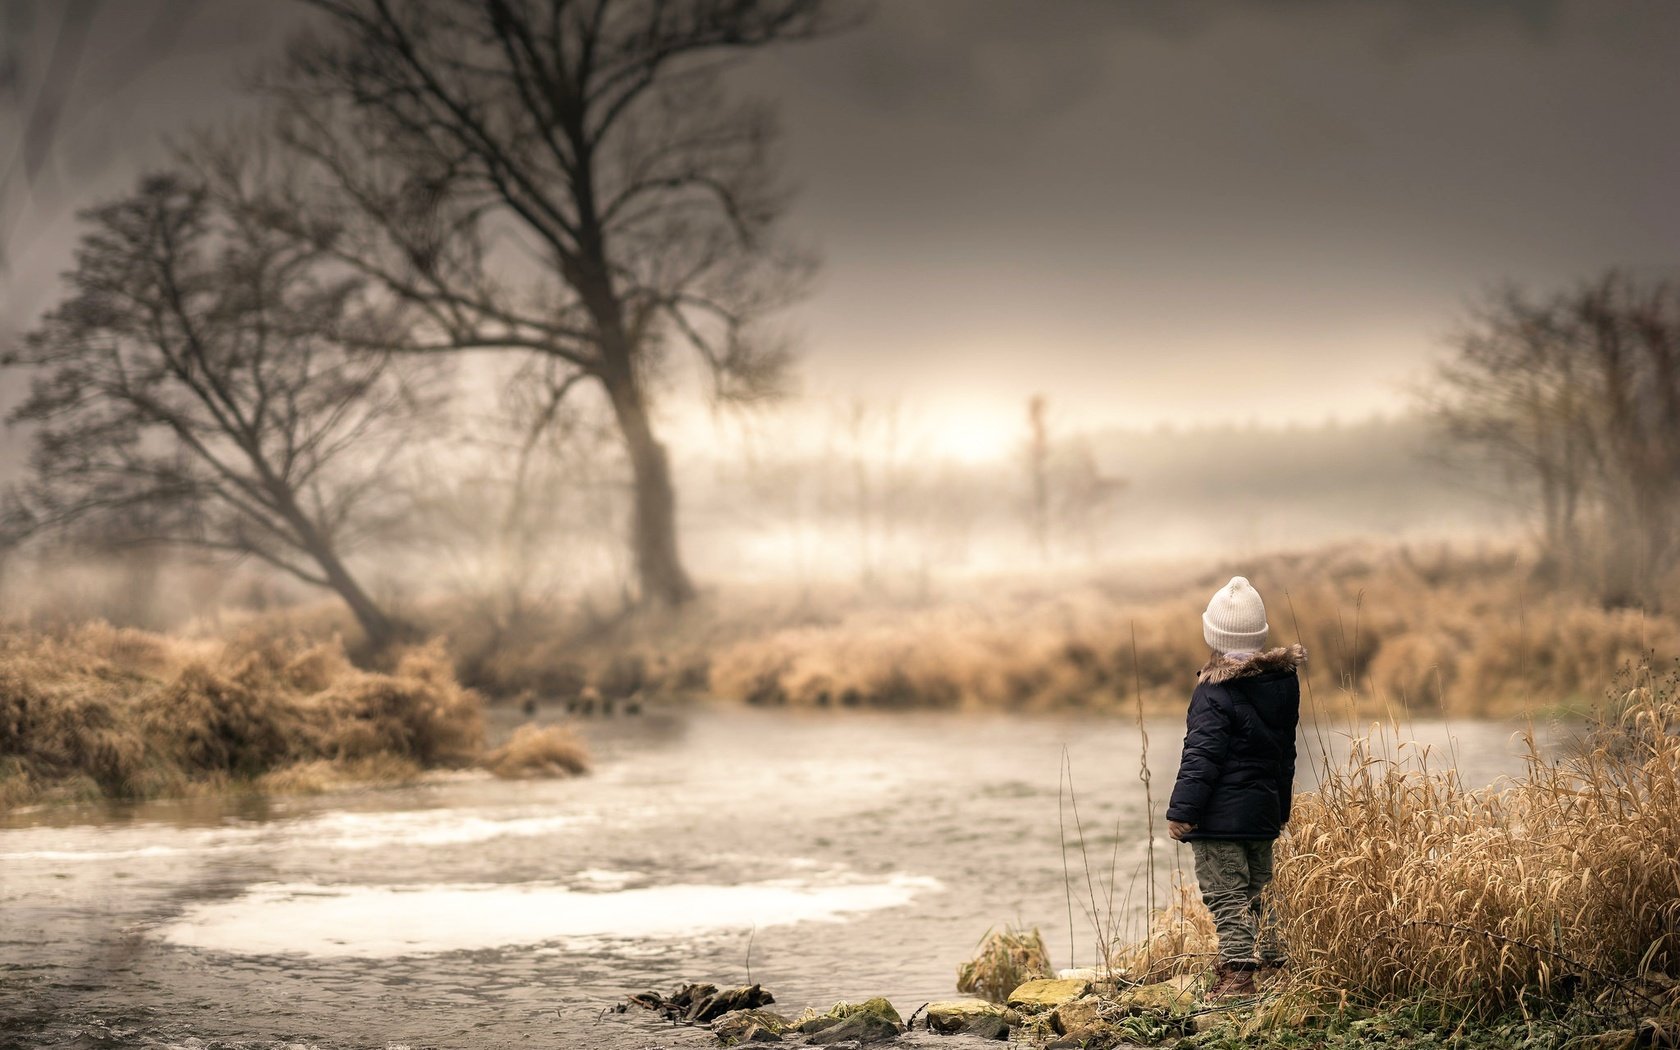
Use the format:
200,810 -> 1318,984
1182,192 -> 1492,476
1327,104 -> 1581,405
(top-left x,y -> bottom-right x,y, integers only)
1166,644 -> 1304,841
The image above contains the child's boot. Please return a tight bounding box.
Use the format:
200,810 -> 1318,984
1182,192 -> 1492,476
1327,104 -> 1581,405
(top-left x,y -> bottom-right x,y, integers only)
1207,961 -> 1258,1000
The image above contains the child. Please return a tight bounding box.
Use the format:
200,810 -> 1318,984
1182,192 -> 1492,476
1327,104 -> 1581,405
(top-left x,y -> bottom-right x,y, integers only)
1166,575 -> 1304,999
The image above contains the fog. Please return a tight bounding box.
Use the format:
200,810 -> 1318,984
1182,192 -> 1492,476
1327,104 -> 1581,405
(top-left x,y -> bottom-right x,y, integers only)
0,0 -> 1669,627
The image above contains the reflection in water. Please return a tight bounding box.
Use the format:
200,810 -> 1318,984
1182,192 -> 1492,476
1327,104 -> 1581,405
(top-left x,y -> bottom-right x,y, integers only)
157,874 -> 944,957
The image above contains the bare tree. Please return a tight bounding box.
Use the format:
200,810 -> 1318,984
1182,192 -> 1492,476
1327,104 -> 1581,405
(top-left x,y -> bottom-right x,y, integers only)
1025,394 -> 1050,562
263,0 -> 847,606
1431,271 -> 1680,607
1055,433 -> 1127,561
1020,395 -> 1124,563
1,167 -> 441,648
824,398 -> 912,584
1433,287 -> 1591,564
405,353 -> 629,630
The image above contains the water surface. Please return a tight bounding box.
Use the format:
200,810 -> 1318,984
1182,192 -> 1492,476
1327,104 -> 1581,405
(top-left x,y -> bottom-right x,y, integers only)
0,704 -> 1558,1048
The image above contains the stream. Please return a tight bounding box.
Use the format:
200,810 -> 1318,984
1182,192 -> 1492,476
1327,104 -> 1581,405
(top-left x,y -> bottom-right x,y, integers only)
0,704 -> 1560,1049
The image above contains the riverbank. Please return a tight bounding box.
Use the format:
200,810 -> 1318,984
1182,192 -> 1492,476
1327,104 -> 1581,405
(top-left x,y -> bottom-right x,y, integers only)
0,624 -> 586,810
397,542 -> 1674,718
912,659 -> 1680,1049
625,971 -> 1678,1049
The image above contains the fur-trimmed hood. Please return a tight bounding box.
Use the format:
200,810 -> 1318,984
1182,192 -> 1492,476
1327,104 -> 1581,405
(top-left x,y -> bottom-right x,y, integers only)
1196,643 -> 1308,684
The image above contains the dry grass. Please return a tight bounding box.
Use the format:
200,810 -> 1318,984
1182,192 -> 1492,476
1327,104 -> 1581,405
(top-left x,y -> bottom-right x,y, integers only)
0,625 -> 587,810
221,542 -> 1678,720
1269,660 -> 1680,1014
483,723 -> 590,778
706,544 -> 1680,716
1107,881 -> 1219,984
1098,659 -> 1680,1019
956,926 -> 1054,1003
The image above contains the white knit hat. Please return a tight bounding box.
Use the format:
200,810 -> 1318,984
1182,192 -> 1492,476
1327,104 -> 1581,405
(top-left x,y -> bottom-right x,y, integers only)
1203,576 -> 1268,653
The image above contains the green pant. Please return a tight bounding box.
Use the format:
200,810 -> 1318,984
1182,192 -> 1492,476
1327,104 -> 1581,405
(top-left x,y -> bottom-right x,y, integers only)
1190,839 -> 1285,965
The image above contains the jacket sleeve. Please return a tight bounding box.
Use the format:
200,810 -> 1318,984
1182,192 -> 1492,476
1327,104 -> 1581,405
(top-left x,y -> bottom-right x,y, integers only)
1166,685 -> 1231,824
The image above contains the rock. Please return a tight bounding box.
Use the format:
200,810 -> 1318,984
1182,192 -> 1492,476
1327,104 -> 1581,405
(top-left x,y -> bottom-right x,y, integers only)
1007,978 -> 1091,1011
627,983 -> 778,1029
959,1015 -> 1010,1040
1192,1012 -> 1225,1034
805,1012 -> 900,1045
1055,968 -> 1120,996
798,998 -> 903,1046
719,1022 -> 781,1045
1116,975 -> 1198,1016
692,984 -> 777,1023
713,1009 -> 792,1046
1044,1023 -> 1118,1049
1050,996 -> 1108,1035
924,1000 -> 1011,1038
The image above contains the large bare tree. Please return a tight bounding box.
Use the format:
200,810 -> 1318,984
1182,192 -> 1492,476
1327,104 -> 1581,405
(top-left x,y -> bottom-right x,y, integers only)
1431,271 -> 1680,608
1,165 -> 440,648
266,0 -> 843,605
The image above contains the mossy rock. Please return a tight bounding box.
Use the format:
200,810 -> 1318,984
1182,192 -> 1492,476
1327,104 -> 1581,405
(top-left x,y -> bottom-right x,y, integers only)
925,999 -> 1011,1039
1007,978 -> 1091,1011
713,1008 -> 792,1045
1116,975 -> 1198,1017
805,1011 -> 900,1045
1045,1023 -> 1119,1050
796,998 -> 903,1045
1050,996 -> 1109,1035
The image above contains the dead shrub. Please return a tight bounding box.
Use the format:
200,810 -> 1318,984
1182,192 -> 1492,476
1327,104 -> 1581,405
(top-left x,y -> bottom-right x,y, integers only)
956,926 -> 1053,1003
0,628 -> 545,810
483,723 -> 590,779
314,647 -> 482,768
1108,881 -> 1218,983
142,662 -> 298,776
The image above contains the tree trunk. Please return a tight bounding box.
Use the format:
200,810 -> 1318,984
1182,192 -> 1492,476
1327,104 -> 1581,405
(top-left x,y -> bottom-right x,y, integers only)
601,366 -> 696,607
292,519 -> 399,649
319,548 -> 398,650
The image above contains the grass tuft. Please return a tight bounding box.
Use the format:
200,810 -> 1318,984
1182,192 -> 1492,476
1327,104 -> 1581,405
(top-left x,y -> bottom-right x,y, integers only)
956,926 -> 1054,1003
483,723 -> 591,779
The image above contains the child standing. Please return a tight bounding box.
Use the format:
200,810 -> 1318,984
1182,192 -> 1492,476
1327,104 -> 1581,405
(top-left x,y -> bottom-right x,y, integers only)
1166,576 -> 1304,999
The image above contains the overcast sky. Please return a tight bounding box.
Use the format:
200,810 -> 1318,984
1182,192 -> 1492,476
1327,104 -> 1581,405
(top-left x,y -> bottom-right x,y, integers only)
3,0 -> 1677,445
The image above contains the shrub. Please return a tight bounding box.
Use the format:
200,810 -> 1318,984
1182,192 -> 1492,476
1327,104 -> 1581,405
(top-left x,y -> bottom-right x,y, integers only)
956,926 -> 1053,1003
1108,882 -> 1218,984
483,723 -> 590,779
0,625 -> 581,810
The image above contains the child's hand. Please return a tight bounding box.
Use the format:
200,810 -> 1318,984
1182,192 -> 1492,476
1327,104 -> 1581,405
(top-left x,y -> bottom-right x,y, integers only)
1168,821 -> 1196,841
